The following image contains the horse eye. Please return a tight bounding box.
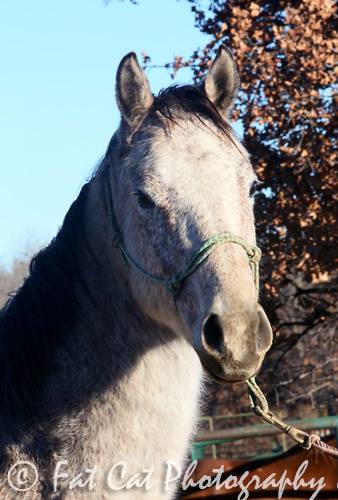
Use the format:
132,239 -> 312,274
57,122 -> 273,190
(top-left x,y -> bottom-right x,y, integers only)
134,191 -> 155,210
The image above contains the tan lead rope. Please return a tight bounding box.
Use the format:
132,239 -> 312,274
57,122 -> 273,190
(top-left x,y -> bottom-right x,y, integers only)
246,377 -> 338,458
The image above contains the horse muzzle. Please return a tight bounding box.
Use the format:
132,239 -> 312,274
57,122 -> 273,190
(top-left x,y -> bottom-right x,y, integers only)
194,304 -> 273,383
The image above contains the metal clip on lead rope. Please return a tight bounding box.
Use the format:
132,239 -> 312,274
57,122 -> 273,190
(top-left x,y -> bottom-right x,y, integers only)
245,377 -> 338,458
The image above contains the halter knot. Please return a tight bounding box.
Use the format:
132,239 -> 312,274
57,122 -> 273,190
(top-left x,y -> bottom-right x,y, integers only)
247,246 -> 262,264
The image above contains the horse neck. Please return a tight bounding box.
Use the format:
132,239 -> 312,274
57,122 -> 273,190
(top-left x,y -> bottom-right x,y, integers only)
38,175 -> 203,480
51,252 -> 203,480
39,169 -> 189,415
0,162 -> 203,491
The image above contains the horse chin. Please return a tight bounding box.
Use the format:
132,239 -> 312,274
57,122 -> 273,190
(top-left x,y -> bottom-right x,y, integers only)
200,358 -> 259,385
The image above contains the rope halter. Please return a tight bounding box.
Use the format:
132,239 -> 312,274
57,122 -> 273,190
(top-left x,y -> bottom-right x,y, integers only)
113,231 -> 261,297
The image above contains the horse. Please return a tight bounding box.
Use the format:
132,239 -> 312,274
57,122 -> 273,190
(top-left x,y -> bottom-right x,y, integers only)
0,47 -> 272,499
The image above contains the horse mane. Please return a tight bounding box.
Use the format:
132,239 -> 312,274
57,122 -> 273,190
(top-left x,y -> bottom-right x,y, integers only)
0,183 -> 90,417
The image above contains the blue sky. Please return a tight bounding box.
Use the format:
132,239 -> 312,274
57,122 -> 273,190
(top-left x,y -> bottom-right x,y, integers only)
0,0 -> 209,267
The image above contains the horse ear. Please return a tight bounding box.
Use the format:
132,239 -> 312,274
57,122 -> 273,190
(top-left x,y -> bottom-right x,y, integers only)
116,52 -> 153,129
203,46 -> 239,117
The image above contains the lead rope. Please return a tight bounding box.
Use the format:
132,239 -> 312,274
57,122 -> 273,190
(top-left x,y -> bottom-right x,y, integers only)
245,378 -> 338,458
246,268 -> 338,459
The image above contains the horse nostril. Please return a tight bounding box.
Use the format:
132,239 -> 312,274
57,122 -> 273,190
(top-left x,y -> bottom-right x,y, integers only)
202,314 -> 224,355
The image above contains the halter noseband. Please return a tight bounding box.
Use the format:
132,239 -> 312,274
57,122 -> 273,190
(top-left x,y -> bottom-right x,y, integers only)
105,169 -> 261,297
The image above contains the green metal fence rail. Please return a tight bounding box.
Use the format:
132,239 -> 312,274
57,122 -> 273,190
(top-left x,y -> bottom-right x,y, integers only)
191,415 -> 338,461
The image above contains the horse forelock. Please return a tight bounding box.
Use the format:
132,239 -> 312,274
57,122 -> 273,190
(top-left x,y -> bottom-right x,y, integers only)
152,84 -> 231,134
103,84 -> 243,169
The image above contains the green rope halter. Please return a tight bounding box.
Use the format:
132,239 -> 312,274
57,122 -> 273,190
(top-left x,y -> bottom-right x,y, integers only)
113,231 -> 261,296
106,168 -> 261,297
